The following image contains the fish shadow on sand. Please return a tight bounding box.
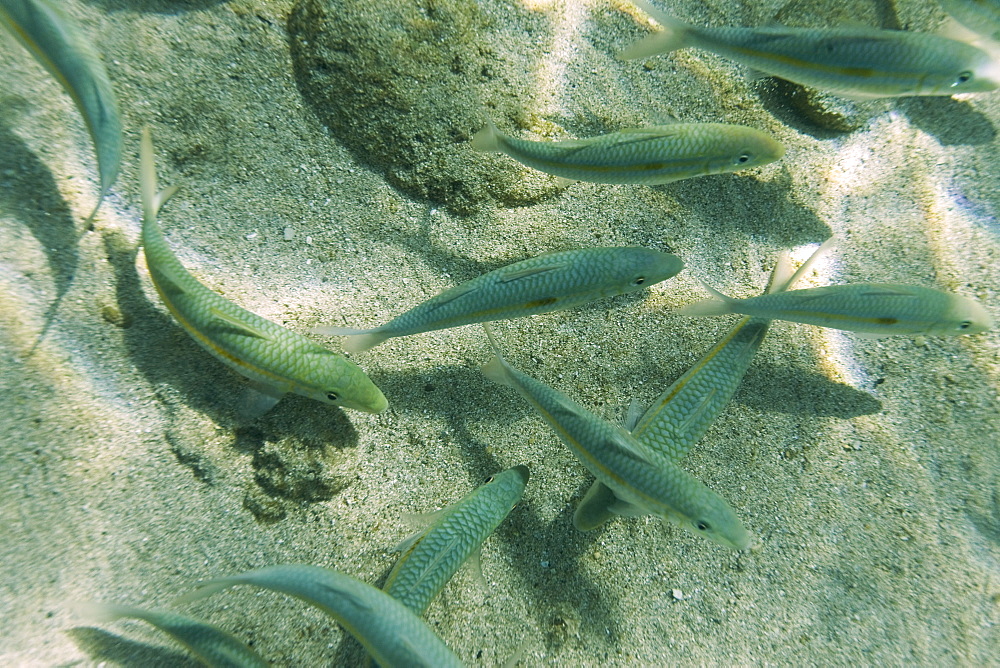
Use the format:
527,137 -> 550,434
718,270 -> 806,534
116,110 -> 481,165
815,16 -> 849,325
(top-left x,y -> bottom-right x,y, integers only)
896,97 -> 996,146
0,121 -> 79,352
740,363 -> 882,418
100,228 -> 360,515
663,167 -> 833,247
67,626 -> 199,668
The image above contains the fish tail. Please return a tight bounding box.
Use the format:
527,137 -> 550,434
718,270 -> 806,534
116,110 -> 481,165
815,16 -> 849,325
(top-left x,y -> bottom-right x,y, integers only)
481,323 -> 515,386
71,601 -> 140,623
312,325 -> 387,352
172,577 -> 242,606
139,128 -> 180,223
470,120 -> 503,152
677,280 -> 738,316
676,299 -> 735,316
619,0 -> 692,60
481,356 -> 514,386
343,331 -> 390,353
772,236 -> 837,293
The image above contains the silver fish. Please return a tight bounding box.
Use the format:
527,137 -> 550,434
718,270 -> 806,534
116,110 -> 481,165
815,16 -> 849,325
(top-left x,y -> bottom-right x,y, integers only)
0,0 -> 122,219
482,325 -> 752,550
679,281 -> 993,337
623,0 -> 1000,98
318,247 -> 683,353
472,121 -> 784,185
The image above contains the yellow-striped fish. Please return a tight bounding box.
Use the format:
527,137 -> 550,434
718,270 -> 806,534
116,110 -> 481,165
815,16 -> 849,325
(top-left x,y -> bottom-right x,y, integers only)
679,281 -> 993,337
622,0 -> 1000,98
140,128 -> 387,415
0,0 -> 122,220
318,247 -> 683,353
472,121 -> 783,185
74,602 -> 268,668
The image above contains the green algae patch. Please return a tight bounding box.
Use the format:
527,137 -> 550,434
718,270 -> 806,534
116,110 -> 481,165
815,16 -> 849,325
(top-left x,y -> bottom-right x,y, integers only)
288,0 -> 560,214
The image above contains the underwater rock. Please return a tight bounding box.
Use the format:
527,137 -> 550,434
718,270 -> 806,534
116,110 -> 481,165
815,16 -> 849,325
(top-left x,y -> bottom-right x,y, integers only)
288,0 -> 560,214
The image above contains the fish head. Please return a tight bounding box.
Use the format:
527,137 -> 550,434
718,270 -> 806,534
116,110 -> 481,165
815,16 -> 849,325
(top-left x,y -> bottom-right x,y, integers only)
616,248 -> 685,292
709,126 -> 785,176
675,488 -> 753,550
938,295 -> 994,336
298,350 -> 389,413
932,43 -> 1000,95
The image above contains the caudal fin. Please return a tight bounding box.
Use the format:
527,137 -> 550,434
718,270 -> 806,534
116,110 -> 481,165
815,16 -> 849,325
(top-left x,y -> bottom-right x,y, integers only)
677,279 -> 739,316
470,120 -> 503,152
619,0 -> 693,60
312,326 -> 389,353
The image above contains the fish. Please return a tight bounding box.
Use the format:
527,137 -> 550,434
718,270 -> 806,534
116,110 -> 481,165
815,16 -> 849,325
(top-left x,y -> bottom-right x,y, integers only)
678,281 -> 993,337
575,240 -> 834,531
621,0 -> 1000,98
481,325 -> 751,550
384,465 -> 529,614
471,121 -> 784,185
317,247 -> 683,353
139,128 -> 388,415
73,602 -> 268,668
940,0 -> 1000,43
0,0 -> 122,220
177,564 -> 463,668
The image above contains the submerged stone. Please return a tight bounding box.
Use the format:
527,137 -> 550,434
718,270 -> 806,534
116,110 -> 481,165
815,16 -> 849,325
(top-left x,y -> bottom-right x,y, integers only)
288,0 -> 560,214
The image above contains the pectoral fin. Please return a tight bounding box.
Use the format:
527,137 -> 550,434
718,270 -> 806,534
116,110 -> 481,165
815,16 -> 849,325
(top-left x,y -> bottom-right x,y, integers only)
573,481 -> 619,531
237,382 -> 284,419
209,307 -> 272,340
498,262 -> 568,283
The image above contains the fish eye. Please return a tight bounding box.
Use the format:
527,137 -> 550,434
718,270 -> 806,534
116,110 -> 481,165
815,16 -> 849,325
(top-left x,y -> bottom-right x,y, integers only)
326,391 -> 339,402
958,320 -> 972,330
695,520 -> 711,532
633,276 -> 647,285
954,71 -> 973,86
736,153 -> 751,164
485,475 -> 495,483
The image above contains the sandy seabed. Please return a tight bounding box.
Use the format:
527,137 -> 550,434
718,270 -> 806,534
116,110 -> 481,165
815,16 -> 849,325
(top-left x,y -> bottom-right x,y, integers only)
1,0 -> 998,665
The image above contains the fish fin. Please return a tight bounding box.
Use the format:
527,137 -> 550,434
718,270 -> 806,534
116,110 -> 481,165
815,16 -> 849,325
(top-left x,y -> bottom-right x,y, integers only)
421,282 -> 482,315
237,382 -> 284,419
312,326 -> 389,353
936,16 -> 988,46
573,481 -> 619,531
851,330 -> 891,339
766,251 -> 795,294
481,356 -> 514,386
620,0 -> 692,60
468,547 -> 488,592
471,119 -> 504,152
677,281 -> 738,316
481,324 -> 516,385
71,601 -> 141,623
392,526 -> 428,555
608,497 -> 649,517
83,193 -> 105,228
623,398 -> 644,431
607,429 -> 657,465
676,298 -> 735,316
498,261 -> 569,283
148,264 -> 189,299
172,577 -> 243,607
775,236 -> 837,292
208,307 -> 272,340
399,508 -> 447,530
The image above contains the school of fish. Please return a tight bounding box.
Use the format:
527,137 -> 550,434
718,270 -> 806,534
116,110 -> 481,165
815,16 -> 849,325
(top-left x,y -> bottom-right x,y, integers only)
1,0 -> 996,665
